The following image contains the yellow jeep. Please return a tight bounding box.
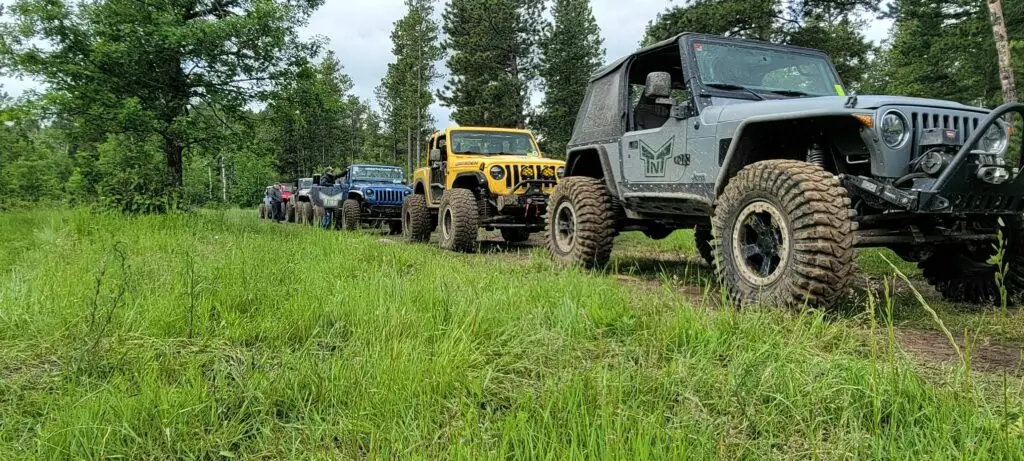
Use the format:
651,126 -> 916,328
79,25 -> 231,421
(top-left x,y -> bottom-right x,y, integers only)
401,126 -> 566,251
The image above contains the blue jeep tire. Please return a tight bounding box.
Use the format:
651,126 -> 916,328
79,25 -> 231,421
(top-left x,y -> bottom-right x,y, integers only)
341,199 -> 361,231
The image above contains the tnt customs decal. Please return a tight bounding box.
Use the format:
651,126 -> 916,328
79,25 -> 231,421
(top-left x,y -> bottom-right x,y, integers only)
640,138 -> 674,177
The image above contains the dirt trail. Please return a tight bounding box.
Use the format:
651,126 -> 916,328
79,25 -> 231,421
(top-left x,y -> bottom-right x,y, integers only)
897,330 -> 1024,376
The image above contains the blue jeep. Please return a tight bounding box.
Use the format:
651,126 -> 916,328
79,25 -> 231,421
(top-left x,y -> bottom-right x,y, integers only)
333,165 -> 412,233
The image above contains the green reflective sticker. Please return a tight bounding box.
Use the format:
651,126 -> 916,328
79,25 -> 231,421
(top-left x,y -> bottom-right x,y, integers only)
835,85 -> 846,96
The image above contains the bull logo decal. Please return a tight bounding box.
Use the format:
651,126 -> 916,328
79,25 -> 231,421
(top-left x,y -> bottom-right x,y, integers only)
640,138 -> 674,177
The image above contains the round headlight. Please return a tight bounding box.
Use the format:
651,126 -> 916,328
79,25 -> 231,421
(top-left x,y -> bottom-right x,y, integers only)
489,165 -> 505,180
556,166 -> 565,178
521,166 -> 535,179
541,166 -> 555,178
365,189 -> 375,196
980,122 -> 1009,155
879,111 -> 909,148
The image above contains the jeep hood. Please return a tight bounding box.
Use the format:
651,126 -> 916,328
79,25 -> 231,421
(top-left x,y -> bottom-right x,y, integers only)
703,95 -> 990,124
453,156 -> 564,168
353,182 -> 410,190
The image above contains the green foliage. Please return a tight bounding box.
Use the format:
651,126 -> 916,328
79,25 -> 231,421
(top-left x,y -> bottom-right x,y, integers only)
0,209 -> 1021,457
263,52 -> 391,179
439,0 -> 545,127
0,98 -> 73,209
0,0 -> 324,194
93,134 -> 178,214
534,0 -> 604,158
376,0 -> 443,172
864,0 -> 1023,106
643,0 -> 879,88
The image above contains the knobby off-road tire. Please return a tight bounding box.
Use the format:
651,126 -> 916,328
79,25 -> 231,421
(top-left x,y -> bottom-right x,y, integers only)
438,188 -> 479,252
298,202 -> 313,225
341,199 -> 361,231
712,160 -> 855,307
285,202 -> 295,223
545,177 -> 617,268
500,228 -> 530,243
918,216 -> 1024,305
402,194 -> 432,242
694,222 -> 715,267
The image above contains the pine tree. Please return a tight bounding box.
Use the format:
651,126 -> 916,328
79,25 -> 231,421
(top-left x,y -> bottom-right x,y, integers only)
439,0 -> 544,128
535,0 -> 604,158
643,0 -> 878,88
867,0 -> 1021,106
377,0 -> 443,173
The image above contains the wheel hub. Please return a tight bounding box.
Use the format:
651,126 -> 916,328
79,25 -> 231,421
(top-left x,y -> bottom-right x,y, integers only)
442,208 -> 453,241
553,201 -> 577,252
732,200 -> 789,286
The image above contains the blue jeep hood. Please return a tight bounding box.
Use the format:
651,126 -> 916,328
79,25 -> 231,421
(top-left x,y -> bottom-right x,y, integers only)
353,182 -> 411,191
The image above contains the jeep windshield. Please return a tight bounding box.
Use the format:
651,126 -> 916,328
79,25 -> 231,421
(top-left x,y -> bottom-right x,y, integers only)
298,178 -> 313,189
451,131 -> 539,156
351,166 -> 404,184
692,41 -> 842,98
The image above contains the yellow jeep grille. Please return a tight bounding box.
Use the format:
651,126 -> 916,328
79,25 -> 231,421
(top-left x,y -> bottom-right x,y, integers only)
501,164 -> 558,191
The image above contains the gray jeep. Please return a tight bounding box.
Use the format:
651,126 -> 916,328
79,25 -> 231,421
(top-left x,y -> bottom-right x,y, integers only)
546,33 -> 1024,307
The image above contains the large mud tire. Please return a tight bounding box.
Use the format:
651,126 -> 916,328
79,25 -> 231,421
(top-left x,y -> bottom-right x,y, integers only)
341,199 -> 361,231
695,222 -> 715,267
918,216 -> 1024,305
713,160 -> 855,307
545,177 -> 617,268
438,188 -> 479,252
500,228 -> 530,244
402,194 -> 432,242
285,202 -> 295,223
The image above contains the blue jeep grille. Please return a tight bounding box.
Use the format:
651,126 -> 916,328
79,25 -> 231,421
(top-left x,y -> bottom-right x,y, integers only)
370,189 -> 406,205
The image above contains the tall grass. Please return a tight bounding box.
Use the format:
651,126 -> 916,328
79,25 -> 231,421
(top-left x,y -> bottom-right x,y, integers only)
0,209 -> 1021,459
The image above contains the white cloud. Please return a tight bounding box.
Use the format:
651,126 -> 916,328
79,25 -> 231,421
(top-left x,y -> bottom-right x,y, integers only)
1,0 -> 893,125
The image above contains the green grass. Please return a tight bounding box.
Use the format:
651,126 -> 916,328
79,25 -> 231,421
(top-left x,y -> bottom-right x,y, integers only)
1,209 -> 1022,459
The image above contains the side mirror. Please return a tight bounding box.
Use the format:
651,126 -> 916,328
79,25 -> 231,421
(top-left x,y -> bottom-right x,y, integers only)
644,72 -> 671,99
430,148 -> 442,162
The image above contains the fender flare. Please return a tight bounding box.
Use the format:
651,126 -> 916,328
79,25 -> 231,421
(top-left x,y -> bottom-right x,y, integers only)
566,144 -> 618,198
453,172 -> 488,191
714,109 -> 859,197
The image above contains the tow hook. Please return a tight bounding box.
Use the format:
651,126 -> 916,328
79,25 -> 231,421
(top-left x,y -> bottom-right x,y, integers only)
977,166 -> 1010,185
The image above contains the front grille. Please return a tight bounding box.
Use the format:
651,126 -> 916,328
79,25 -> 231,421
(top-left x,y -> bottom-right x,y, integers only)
501,164 -> 558,191
370,189 -> 406,204
908,110 -> 982,150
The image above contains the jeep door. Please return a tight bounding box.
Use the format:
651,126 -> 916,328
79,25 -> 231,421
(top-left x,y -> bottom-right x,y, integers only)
619,46 -> 693,188
428,134 -> 448,204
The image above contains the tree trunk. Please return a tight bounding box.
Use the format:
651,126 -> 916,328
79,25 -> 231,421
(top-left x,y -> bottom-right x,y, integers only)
988,0 -> 1017,103
164,134 -> 185,187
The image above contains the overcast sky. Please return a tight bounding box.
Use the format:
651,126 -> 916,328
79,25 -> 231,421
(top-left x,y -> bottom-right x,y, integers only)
1,0 -> 893,125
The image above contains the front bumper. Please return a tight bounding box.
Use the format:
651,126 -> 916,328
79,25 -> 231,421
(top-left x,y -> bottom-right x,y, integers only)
362,203 -> 403,220
844,102 -> 1024,215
